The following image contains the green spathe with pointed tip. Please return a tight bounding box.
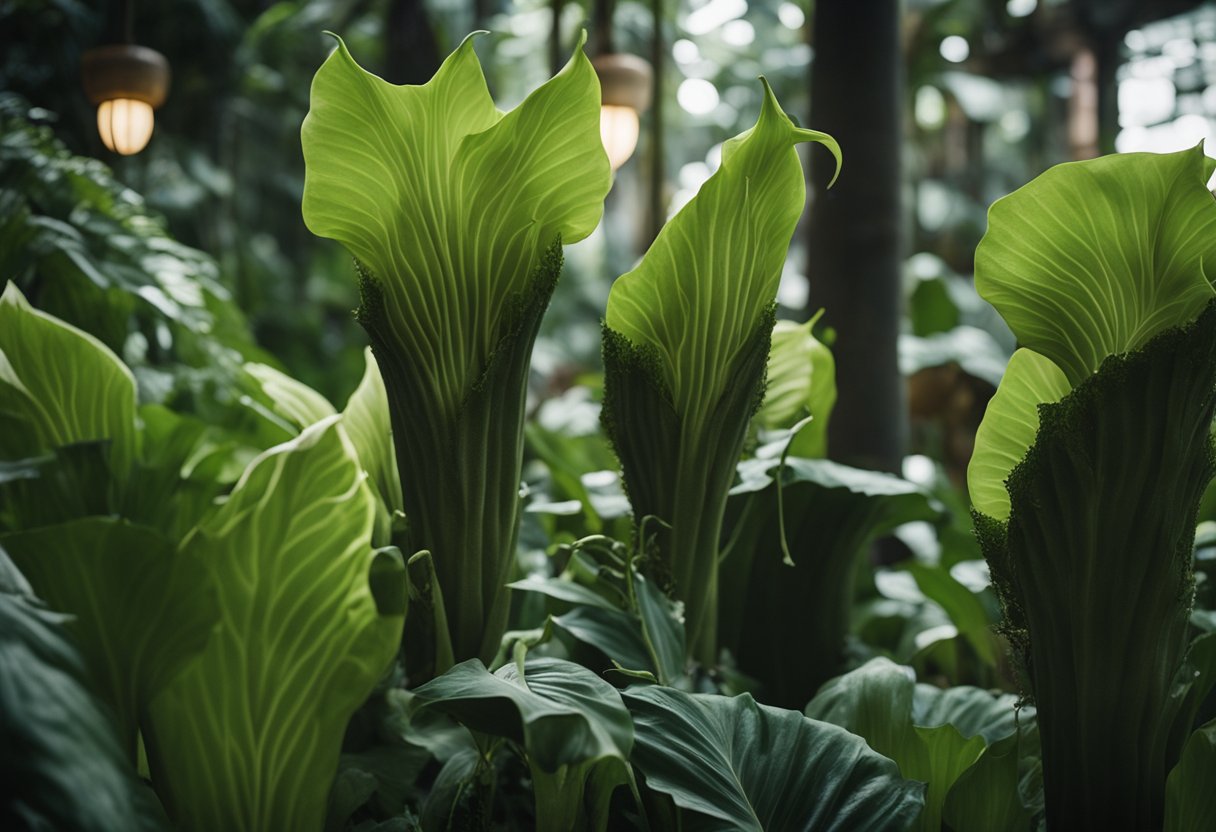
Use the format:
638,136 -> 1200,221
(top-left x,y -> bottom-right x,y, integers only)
602,80 -> 839,663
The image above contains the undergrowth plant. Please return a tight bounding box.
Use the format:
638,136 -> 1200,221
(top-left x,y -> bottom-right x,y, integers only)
600,80 -> 839,664
968,146 -> 1216,830
302,32 -> 611,675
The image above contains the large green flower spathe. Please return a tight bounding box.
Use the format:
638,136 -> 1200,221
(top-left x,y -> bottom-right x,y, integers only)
302,32 -> 611,671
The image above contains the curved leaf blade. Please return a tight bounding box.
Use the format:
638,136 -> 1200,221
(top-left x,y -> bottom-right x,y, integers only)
0,518 -> 218,752
411,656 -> 632,773
967,348 -> 1070,521
0,554 -> 153,832
145,416 -> 402,832
0,281 -> 137,469
1165,720 -> 1216,832
625,684 -> 924,831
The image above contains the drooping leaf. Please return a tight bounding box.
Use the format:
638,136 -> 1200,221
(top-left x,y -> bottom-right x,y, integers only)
911,683 -> 1025,746
0,518 -> 218,754
624,684 -> 924,831
720,458 -> 941,706
0,281 -> 137,469
302,32 -> 611,670
806,657 -> 1025,832
974,146 -> 1216,384
412,656 -> 632,774
145,416 -> 404,832
966,349 -> 1070,521
0,549 -> 159,832
1165,720 -> 1216,832
411,656 -> 632,831
601,81 -> 839,663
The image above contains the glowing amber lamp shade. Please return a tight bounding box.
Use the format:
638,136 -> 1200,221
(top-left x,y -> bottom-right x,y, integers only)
591,53 -> 653,172
82,44 -> 170,157
600,104 -> 641,172
97,98 -> 156,155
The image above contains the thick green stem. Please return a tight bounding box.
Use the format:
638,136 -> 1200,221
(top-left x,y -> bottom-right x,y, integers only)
358,241 -> 563,678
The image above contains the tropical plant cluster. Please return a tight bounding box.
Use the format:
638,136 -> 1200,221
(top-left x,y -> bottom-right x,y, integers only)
3,31 -> 1216,832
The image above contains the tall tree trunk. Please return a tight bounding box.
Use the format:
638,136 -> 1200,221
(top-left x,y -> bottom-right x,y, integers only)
805,0 -> 906,474
385,0 -> 440,85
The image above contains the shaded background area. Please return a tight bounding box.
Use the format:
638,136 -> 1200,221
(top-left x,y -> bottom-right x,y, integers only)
2,0 -> 1213,478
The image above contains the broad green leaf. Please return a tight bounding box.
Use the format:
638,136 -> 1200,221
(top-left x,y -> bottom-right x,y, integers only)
975,146 -> 1216,384
244,361 -> 336,431
0,281 -> 137,469
756,313 -> 837,458
624,684 -> 924,831
942,733 -> 1032,832
411,656 -> 632,773
911,683 -> 1025,746
0,518 -> 218,754
302,32 -> 609,414
967,348 -> 1070,520
145,416 -> 404,832
721,459 -> 941,706
411,656 -> 632,831
1165,720 -> 1216,832
0,551 -> 154,832
806,657 -> 1022,832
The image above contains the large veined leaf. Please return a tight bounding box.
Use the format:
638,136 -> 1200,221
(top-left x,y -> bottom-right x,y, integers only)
975,146 -> 1216,384
0,518 -> 218,755
302,32 -> 610,669
966,349 -> 1070,521
145,416 -> 405,832
755,313 -> 837,458
0,281 -> 137,469
624,684 -> 924,831
411,656 -> 633,831
1165,720 -> 1216,831
601,81 -> 839,663
805,657 -> 1029,832
969,148 -> 1216,830
720,458 -> 941,706
0,550 -> 155,832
